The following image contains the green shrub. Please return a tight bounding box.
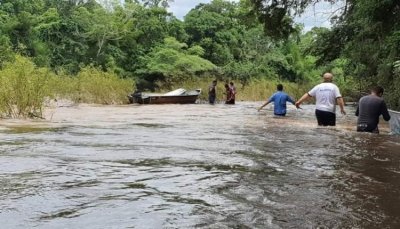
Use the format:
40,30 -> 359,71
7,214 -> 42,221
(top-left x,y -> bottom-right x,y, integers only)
0,56 -> 53,118
57,66 -> 134,104
0,57 -> 135,118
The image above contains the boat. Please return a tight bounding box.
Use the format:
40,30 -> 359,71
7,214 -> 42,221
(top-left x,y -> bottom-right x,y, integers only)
389,109 -> 400,134
128,88 -> 201,104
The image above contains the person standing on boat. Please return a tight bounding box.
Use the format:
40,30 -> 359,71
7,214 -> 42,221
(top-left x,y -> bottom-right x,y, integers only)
209,80 -> 217,104
295,72 -> 346,126
356,86 -> 391,133
229,82 -> 236,104
257,84 -> 296,116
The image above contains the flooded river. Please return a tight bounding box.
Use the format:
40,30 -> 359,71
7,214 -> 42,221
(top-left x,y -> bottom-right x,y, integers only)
0,103 -> 399,228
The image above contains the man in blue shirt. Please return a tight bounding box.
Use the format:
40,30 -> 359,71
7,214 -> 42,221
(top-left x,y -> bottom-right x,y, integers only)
257,84 -> 296,116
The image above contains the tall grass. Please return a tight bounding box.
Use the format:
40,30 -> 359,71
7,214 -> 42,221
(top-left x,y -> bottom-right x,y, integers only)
0,57 -> 134,118
52,66 -> 134,104
0,56 -> 53,118
0,56 -> 354,119
171,77 -> 313,102
239,79 -> 311,101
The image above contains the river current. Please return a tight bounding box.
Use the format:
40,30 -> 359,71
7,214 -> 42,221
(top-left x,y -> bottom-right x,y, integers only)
0,103 -> 399,228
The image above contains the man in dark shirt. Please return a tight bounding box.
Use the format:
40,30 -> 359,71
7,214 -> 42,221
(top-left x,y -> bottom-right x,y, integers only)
209,80 -> 217,104
356,86 -> 391,133
229,82 -> 236,104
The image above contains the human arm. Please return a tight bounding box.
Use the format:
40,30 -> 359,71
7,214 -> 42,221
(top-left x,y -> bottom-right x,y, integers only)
334,85 -> 346,115
381,101 -> 391,121
355,104 -> 359,116
287,96 -> 296,106
295,93 -> 311,108
257,100 -> 271,111
336,97 -> 346,115
258,94 -> 274,111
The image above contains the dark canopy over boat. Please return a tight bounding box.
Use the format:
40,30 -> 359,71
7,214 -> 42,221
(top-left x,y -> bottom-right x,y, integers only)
128,88 -> 201,104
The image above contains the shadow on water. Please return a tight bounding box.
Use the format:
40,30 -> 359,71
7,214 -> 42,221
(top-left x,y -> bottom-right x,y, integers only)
2,126 -> 69,134
39,202 -> 95,221
129,123 -> 173,128
122,182 -> 147,189
0,103 -> 399,228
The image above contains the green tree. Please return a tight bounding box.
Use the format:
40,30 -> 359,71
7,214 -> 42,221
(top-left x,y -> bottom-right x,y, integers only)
0,35 -> 14,66
306,0 -> 400,108
184,0 -> 246,65
0,0 -> 47,59
136,37 -> 217,90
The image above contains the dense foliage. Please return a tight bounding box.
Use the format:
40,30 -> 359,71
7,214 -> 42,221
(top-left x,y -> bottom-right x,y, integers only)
0,0 -> 324,87
251,0 -> 400,108
0,0 -> 399,111
0,56 -> 133,118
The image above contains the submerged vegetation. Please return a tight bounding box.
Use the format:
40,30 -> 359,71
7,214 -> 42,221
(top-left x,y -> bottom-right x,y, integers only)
0,56 -> 133,118
0,56 -> 52,118
0,0 -> 399,117
54,66 -> 134,105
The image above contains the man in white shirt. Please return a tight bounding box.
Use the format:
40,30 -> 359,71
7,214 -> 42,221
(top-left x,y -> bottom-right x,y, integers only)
295,72 -> 346,126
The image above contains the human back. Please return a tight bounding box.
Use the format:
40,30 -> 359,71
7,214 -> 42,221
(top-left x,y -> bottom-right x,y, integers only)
358,96 -> 386,125
309,82 -> 341,113
295,72 -> 346,126
258,84 -> 295,116
356,86 -> 390,133
271,91 -> 293,115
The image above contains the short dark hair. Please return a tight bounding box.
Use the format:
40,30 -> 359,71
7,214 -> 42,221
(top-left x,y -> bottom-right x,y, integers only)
277,84 -> 283,91
371,86 -> 384,95
229,82 -> 234,85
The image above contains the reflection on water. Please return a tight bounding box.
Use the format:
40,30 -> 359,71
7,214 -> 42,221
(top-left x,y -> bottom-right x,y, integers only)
0,103 -> 399,228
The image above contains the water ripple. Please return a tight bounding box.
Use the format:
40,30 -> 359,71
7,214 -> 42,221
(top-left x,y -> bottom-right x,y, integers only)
0,103 -> 399,228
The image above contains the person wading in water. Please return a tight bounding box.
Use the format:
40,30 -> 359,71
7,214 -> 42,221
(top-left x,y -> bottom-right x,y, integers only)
356,86 -> 391,133
257,84 -> 296,116
228,82 -> 236,104
295,72 -> 346,126
209,80 -> 217,104
224,83 -> 234,104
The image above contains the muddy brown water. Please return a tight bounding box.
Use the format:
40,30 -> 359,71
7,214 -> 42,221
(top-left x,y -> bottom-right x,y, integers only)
0,103 -> 399,228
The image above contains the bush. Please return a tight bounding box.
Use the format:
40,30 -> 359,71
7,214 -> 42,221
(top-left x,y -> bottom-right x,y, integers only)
0,57 -> 135,118
0,56 -> 53,118
57,66 -> 134,104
